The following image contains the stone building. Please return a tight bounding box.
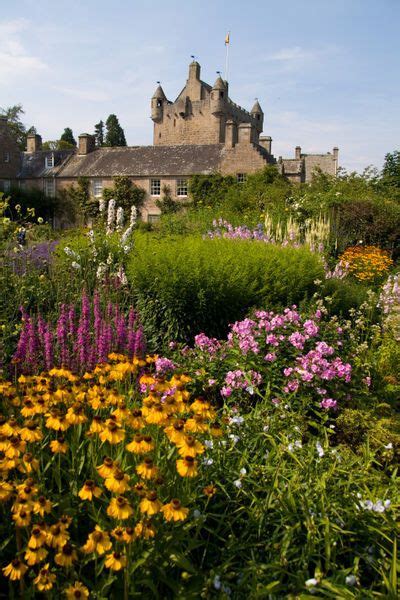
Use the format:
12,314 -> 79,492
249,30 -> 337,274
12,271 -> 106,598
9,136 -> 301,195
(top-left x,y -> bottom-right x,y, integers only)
0,61 -> 338,221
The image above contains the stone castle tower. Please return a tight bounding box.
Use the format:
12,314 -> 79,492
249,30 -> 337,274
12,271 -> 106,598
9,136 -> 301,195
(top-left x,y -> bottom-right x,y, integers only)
151,61 -> 266,148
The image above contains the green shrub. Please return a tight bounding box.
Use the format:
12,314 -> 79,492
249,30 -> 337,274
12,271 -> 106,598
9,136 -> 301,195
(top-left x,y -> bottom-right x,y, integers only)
321,278 -> 371,316
127,233 -> 324,348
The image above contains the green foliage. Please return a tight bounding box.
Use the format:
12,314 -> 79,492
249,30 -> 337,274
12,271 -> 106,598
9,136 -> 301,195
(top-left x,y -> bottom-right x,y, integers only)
94,120 -> 104,147
381,150 -> 400,190
60,126 -> 76,146
103,176 -> 146,211
0,104 -> 35,149
321,278 -> 371,317
104,113 -> 127,146
42,139 -> 76,150
188,173 -> 237,206
156,184 -> 181,214
127,233 -> 324,348
2,186 -> 61,223
59,176 -> 96,222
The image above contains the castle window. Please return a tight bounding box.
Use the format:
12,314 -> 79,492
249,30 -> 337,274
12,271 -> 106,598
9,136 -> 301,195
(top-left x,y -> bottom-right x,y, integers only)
176,179 -> 188,197
44,178 -> 55,197
45,154 -> 54,169
93,180 -> 103,198
4,152 -> 10,163
237,173 -> 247,183
150,179 -> 161,196
3,180 -> 11,192
148,213 -> 160,224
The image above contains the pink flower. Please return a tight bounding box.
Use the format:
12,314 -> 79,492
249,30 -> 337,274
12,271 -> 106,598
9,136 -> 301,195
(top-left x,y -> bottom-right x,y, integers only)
320,398 -> 337,410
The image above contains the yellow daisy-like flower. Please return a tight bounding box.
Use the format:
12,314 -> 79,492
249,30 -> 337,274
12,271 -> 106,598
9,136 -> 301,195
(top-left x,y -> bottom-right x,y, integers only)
162,499 -> 189,522
99,419 -> 125,444
66,403 -> 88,425
104,469 -> 130,494
190,397 -> 215,419
96,456 -> 115,479
88,415 -> 104,434
134,520 -> 156,539
5,435 -> 26,458
20,421 -> 43,442
2,558 -> 28,580
136,457 -> 159,480
126,434 -> 154,454
25,545 -> 48,566
28,525 -> 47,548
82,525 -> 112,555
209,422 -> 223,437
176,435 -> 205,457
107,496 -> 133,520
184,415 -> 209,434
105,551 -> 127,571
122,526 -> 135,544
12,507 -> 32,527
127,408 -> 144,430
0,480 -> 13,501
45,411 -> 70,432
176,456 -> 198,478
139,491 -> 162,516
49,436 -> 69,454
46,524 -> 70,548
34,563 -> 56,591
18,452 -> 40,473
54,543 -> 77,567
78,480 -> 102,501
145,404 -> 169,426
33,495 -> 52,516
64,581 -> 90,599
111,526 -> 125,542
164,420 -> 186,444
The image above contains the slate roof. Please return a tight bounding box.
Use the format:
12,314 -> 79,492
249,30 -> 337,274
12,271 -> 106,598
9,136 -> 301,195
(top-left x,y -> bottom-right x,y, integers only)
19,150 -> 75,178
58,145 -> 226,177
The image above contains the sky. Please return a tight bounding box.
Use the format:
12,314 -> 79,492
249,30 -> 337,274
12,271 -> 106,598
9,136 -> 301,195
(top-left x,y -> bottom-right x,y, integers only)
1,0 -> 399,171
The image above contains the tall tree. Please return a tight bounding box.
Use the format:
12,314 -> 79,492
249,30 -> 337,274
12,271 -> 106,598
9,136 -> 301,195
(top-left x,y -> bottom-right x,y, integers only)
105,114 -> 127,147
0,104 -> 35,149
382,150 -> 400,189
94,120 -> 104,147
60,127 -> 76,147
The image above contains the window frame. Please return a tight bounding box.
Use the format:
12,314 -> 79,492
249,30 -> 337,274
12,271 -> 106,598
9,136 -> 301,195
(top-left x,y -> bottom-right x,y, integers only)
176,178 -> 188,197
237,173 -> 247,183
92,179 -> 103,198
150,178 -> 161,196
44,178 -> 55,197
147,213 -> 160,224
45,153 -> 54,169
3,180 -> 11,193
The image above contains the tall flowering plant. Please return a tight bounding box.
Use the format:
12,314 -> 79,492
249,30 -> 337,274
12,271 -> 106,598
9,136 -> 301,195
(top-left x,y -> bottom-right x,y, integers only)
12,290 -> 145,374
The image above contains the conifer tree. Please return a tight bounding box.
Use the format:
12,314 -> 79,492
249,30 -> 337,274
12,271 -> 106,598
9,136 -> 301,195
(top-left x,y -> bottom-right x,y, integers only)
60,127 -> 76,146
105,114 -> 127,147
94,120 -> 104,147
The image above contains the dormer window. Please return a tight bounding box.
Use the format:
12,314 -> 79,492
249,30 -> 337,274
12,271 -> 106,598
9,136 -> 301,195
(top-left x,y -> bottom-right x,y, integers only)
45,154 -> 54,169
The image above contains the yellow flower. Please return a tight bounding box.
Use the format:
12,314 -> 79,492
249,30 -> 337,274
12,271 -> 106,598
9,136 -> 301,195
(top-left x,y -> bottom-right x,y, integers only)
82,525 -> 112,555
162,499 -> 189,522
104,469 -> 130,494
5,435 -> 26,458
78,480 -> 102,501
203,484 -> 217,497
25,545 -> 48,566
105,551 -> 127,571
28,525 -> 47,548
45,411 -> 70,431
99,419 -> 125,444
2,558 -> 28,580
64,581 -> 90,599
46,524 -> 70,548
12,507 -> 32,527
96,456 -> 115,478
20,421 -> 43,442
18,452 -> 40,473
88,415 -> 104,434
139,491 -> 162,516
107,496 -> 133,520
126,433 -> 154,454
164,420 -> 186,443
176,456 -> 198,477
34,563 -> 56,591
33,495 -> 52,516
54,543 -> 77,567
50,436 -> 69,454
184,415 -> 208,433
176,435 -> 205,457
209,422 -> 223,437
122,526 -> 135,544
136,457 -> 160,480
127,408 -> 144,429
145,404 -> 169,426
134,520 -> 156,539
66,403 -> 88,425
0,480 -> 13,501
190,397 -> 215,418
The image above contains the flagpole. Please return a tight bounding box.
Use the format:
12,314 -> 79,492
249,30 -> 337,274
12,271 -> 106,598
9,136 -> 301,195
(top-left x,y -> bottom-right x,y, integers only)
224,31 -> 230,82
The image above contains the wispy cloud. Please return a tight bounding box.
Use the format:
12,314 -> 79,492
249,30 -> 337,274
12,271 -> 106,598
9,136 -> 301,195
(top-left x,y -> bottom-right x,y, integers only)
54,86 -> 112,102
0,18 -> 48,83
267,46 -> 315,63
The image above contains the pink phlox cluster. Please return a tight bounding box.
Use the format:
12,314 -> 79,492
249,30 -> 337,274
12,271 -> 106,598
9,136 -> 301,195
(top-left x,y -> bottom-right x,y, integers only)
221,369 -> 262,397
155,357 -> 176,374
378,273 -> 400,315
228,318 -> 260,354
194,333 -> 221,355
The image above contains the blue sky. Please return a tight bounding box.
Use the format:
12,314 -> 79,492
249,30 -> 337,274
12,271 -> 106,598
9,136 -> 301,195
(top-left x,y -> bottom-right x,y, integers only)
1,0 -> 399,171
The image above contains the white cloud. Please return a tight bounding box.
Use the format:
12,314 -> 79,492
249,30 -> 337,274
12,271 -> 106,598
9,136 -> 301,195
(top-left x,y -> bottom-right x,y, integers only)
267,46 -> 315,63
0,18 -> 48,83
54,86 -> 112,103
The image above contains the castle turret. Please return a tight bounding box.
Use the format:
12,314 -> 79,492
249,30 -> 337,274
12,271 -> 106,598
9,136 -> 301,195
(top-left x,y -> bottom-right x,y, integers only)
151,85 -> 167,123
210,76 -> 227,116
251,99 -> 264,135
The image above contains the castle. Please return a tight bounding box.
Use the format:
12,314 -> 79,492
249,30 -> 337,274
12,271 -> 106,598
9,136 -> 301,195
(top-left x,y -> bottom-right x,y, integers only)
0,61 -> 338,222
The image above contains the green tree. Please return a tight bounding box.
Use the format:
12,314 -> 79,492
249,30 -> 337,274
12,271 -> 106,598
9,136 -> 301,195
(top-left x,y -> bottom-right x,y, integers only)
94,120 -> 104,147
42,140 -> 75,150
0,104 -> 35,149
156,185 -> 180,214
60,127 -> 76,147
103,176 -> 145,211
382,150 -> 400,189
60,177 -> 97,222
105,114 -> 127,147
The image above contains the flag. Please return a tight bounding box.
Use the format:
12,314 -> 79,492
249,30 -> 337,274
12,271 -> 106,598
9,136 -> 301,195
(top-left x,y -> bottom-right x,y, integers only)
225,32 -> 230,45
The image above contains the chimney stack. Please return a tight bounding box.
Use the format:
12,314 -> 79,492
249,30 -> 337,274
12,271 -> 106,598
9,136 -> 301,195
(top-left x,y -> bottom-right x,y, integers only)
259,135 -> 272,154
27,134 -> 42,153
295,146 -> 301,160
225,120 -> 236,148
78,134 -> 96,155
238,123 -> 252,145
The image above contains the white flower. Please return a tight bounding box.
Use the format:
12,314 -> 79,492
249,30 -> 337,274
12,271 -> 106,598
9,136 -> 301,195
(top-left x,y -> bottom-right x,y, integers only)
294,440 -> 302,448
345,575 -> 357,586
116,206 -> 124,230
96,263 -> 107,279
233,479 -> 242,489
203,458 -> 213,466
305,578 -> 318,588
106,199 -> 116,234
130,205 -> 137,226
213,575 -> 221,590
204,440 -> 214,449
99,198 -> 106,213
229,434 -> 240,444
193,509 -> 201,519
229,416 -> 244,426
239,467 -> 247,476
71,261 -> 81,270
383,442 -> 393,449
316,441 -> 324,457
263,425 -> 269,432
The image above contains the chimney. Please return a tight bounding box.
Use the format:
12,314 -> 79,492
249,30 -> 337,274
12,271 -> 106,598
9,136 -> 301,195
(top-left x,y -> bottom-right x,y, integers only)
27,134 -> 42,153
295,146 -> 301,160
333,147 -> 339,160
225,120 -> 236,148
238,123 -> 252,144
259,135 -> 272,154
78,134 -> 95,155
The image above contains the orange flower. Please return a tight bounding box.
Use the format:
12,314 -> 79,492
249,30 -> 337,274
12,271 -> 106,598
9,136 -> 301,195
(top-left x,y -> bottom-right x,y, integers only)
139,491 -> 162,516
78,480 -> 102,501
162,498 -> 189,522
176,456 -> 198,477
136,457 -> 159,480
